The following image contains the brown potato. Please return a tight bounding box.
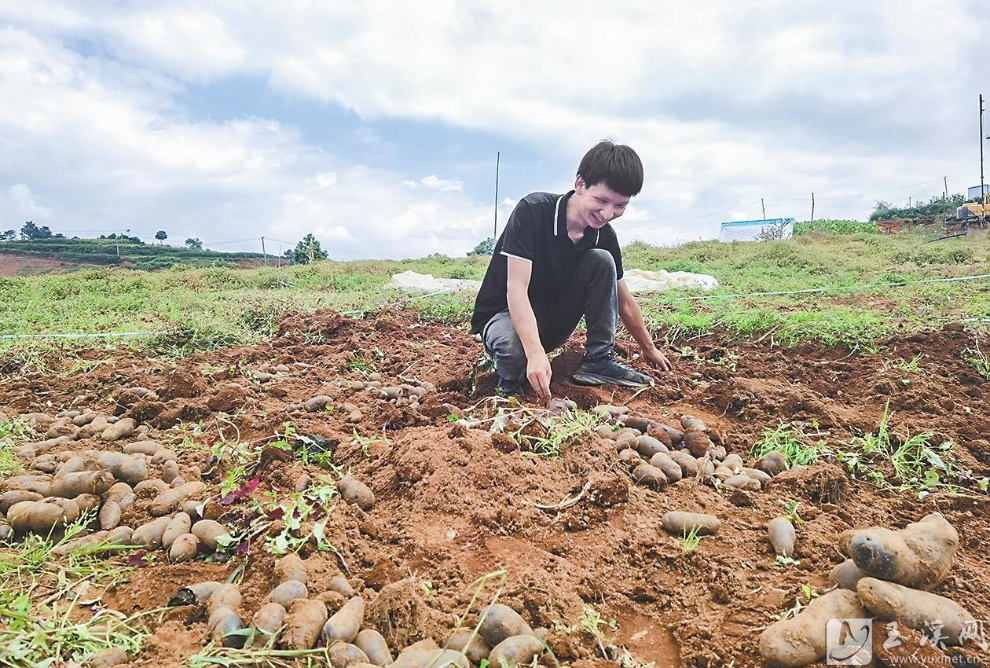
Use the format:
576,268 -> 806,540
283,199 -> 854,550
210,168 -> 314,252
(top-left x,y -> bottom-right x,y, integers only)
322,596 -> 365,644
488,634 -> 545,667
767,517 -> 796,557
249,602 -> 287,648
723,474 -> 760,491
759,589 -> 867,668
131,516 -> 171,550
282,598 -> 329,650
648,453 -> 683,483
634,435 -> 668,458
478,603 -> 532,648
191,519 -> 230,552
123,440 -> 162,456
102,482 -> 135,507
86,647 -> 129,666
268,580 -> 309,608
207,583 -> 243,616
3,474 -> 53,496
389,649 -> 468,668
0,490 -> 44,514
857,577 -> 975,645
827,559 -> 866,590
839,512 -> 958,590
328,576 -> 355,597
100,418 -> 136,442
149,481 -> 206,516
274,552 -> 307,584
631,463 -> 668,489
7,498 -> 80,533
355,628 -> 393,666
72,493 -> 102,514
162,512 -> 192,548
661,511 -> 721,536
328,642 -> 370,668
52,530 -> 110,556
168,533 -> 200,563
682,430 -> 713,457
338,477 -> 375,511
208,607 -> 246,649
444,630 -> 489,665
756,451 -> 787,475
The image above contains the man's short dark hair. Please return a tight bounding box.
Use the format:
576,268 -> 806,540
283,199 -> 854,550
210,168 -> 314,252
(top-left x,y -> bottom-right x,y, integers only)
576,140 -> 644,197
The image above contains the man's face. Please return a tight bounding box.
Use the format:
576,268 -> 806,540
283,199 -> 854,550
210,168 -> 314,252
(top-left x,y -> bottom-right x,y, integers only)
574,178 -> 630,229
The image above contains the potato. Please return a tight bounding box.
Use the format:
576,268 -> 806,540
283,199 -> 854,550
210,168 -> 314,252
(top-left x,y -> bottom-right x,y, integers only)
86,647 -> 129,666
114,454 -> 150,485
3,474 -> 53,496
72,493 -> 102,514
7,498 -> 80,533
838,512 -> 958,590
488,634 -> 545,667
390,649 -> 468,668
123,440 -> 162,456
328,576 -> 355,597
305,395 -> 333,412
680,414 -> 706,431
827,559 -> 866,590
209,607 -> 246,649
444,630 -> 489,665
723,474 -> 760,491
713,466 -> 735,482
282,598 -> 329,650
102,482 -> 135,507
618,415 -> 652,432
268,580 -> 309,608
759,589 -> 867,667
162,512 -> 192,548
100,418 -> 136,442
743,467 -> 771,488
631,463 -> 668,489
53,530 -> 109,556
149,481 -> 206,516
478,604 -> 532,648
594,424 -> 619,440
54,456 -> 99,477
0,490 -> 44,514
249,602 -> 286,648
355,628 -> 393,666
634,435 -> 668,458
191,519 -> 230,552
77,416 -> 110,439
617,448 -> 644,466
767,517 -> 796,557
48,470 -> 114,499
756,451 -> 787,475
104,525 -> 133,546
134,479 -> 170,498
683,430 -> 713,457
206,583 -> 242,616
322,596 -> 365,644
667,450 -> 698,476
661,512 -> 721,536
161,460 -> 180,484
274,552 -> 307,584
329,642 -> 370,668
338,477 -> 375,511
151,449 -> 178,465
721,453 -> 744,473
132,516 -> 171,550
856,577 -> 974,645
169,533 -> 200,563
17,435 -> 72,460
648,453 -> 682,483
169,581 -> 222,607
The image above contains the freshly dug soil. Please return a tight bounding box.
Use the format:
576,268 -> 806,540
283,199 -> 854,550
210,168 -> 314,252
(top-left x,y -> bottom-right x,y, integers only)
2,310 -> 988,667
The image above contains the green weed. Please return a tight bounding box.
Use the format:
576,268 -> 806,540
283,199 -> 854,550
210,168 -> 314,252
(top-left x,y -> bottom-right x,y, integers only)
679,525 -> 704,554
750,424 -> 827,468
962,335 -> 990,380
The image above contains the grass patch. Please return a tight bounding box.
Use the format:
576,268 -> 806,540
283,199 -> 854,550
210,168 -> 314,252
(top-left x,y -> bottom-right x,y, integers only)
750,423 -> 828,468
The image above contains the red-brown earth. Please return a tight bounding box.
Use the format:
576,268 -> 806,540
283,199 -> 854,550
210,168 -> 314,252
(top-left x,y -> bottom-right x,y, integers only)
1,310 -> 988,667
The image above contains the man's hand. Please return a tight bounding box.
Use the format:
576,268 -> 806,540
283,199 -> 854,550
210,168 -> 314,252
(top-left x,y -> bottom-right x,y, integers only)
526,351 -> 553,402
641,345 -> 672,372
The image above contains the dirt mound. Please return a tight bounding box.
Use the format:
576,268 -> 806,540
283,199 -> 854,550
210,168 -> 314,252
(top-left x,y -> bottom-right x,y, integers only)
2,310 -> 989,667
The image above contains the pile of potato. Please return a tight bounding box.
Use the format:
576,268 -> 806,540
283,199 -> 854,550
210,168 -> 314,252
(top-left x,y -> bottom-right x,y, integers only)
760,513 -> 976,667
594,410 -> 785,494
299,375 -> 436,421
0,407 -> 234,563
183,554 -> 546,667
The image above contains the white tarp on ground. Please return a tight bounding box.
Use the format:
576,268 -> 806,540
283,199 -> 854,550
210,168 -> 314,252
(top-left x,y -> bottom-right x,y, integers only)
386,269 -> 718,294
622,268 -> 719,293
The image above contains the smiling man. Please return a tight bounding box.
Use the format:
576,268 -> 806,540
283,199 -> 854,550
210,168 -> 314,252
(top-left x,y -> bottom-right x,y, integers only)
471,140 -> 672,401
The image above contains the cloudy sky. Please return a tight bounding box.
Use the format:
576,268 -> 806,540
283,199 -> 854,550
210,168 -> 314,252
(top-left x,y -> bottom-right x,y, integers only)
0,1 -> 986,259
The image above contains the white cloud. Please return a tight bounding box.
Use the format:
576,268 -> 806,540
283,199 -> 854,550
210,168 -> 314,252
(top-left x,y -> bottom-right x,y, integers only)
0,184 -> 53,226
421,175 -> 462,192
0,1 -> 986,256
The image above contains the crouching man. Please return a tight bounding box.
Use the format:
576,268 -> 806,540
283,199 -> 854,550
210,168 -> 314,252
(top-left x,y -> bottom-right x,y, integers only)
470,140 -> 672,401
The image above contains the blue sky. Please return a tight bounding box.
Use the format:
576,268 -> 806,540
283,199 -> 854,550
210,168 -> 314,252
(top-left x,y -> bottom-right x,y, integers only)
0,1 -> 987,259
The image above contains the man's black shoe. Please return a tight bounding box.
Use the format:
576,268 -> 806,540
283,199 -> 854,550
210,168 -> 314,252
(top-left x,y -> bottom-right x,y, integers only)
572,355 -> 653,388
495,376 -> 524,398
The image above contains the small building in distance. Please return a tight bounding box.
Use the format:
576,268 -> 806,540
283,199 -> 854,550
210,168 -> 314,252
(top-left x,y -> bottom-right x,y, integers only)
719,218 -> 795,242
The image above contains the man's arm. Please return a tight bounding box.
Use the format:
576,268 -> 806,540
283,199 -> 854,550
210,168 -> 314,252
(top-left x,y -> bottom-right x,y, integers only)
506,257 -> 552,400
617,279 -> 672,371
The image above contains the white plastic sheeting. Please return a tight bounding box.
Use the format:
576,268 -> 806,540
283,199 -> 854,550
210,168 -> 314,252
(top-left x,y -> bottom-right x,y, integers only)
386,268 -> 718,294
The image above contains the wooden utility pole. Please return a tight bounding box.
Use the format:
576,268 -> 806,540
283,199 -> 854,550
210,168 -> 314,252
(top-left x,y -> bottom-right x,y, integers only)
761,198 -> 766,219
261,237 -> 267,265
810,193 -> 815,223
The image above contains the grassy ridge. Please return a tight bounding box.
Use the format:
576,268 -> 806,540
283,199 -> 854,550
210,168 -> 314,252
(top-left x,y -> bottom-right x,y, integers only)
1,229 -> 988,363
0,238 -> 265,271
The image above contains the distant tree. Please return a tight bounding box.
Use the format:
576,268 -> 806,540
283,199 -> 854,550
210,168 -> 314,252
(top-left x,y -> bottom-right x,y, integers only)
19,221 -> 53,240
467,237 -> 495,256
155,230 -> 168,243
1,229 -> 15,240
291,234 -> 328,264
185,237 -> 203,250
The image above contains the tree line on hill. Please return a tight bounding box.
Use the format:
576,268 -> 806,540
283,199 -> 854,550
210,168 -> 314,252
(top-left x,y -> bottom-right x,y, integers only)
2,221 -> 329,265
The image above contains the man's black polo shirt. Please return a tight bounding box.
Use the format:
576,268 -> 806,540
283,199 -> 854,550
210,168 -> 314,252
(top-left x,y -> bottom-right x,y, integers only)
470,190 -> 625,334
